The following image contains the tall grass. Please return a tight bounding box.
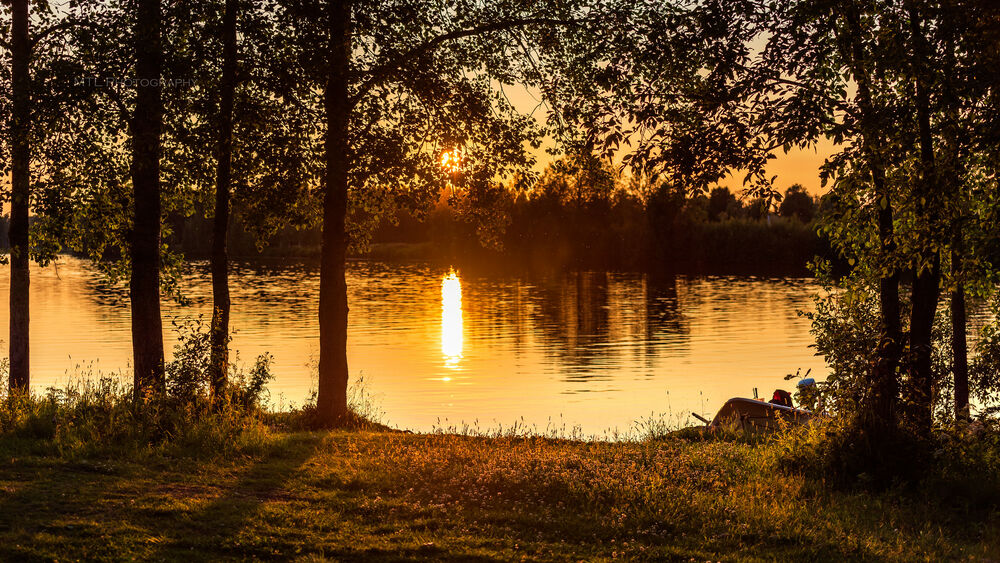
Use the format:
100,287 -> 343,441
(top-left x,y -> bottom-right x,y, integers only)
684,217 -> 825,275
0,368 -> 389,461
0,368 -> 280,460
0,318 -> 350,459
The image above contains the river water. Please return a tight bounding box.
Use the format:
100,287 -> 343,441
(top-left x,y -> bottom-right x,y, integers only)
2,256 -> 833,434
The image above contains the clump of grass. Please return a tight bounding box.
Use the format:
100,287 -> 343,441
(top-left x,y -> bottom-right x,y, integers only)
273,373 -> 392,432
0,317 -> 288,460
0,373 -> 278,461
0,318 -> 392,460
425,410 -> 750,443
429,415 -> 588,441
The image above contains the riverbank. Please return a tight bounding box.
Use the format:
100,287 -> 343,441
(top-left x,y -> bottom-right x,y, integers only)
1,427 -> 997,561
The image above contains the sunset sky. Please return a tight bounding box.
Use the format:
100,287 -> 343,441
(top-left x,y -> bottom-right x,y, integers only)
507,84 -> 837,197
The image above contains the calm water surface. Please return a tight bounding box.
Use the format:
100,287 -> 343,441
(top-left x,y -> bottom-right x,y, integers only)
2,256 -> 833,433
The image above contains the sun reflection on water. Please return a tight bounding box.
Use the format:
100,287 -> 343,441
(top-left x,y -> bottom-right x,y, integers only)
441,269 -> 464,369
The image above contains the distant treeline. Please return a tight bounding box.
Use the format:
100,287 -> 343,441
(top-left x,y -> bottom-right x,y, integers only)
169,212 -> 323,259
166,182 -> 833,276
485,182 -> 829,275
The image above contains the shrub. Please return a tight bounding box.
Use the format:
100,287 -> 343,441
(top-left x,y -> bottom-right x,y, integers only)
0,317 -> 279,459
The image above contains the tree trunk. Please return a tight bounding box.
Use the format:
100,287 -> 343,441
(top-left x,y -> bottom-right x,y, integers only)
951,242 -> 969,421
317,0 -> 352,426
872,169 -> 902,433
906,0 -> 941,436
909,262 -> 941,433
131,0 -> 165,400
940,4 -> 969,424
209,0 -> 237,402
840,4 -> 902,436
8,0 -> 30,394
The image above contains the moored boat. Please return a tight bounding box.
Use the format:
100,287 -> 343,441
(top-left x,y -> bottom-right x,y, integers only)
696,397 -> 814,432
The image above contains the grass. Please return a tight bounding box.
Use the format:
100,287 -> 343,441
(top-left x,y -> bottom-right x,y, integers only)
0,344 -> 996,561
0,421 -> 998,561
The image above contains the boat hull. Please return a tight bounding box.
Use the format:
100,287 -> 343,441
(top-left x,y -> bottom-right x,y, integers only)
710,397 -> 813,432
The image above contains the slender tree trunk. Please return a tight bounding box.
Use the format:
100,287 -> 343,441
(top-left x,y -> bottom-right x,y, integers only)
131,0 -> 165,400
906,0 -> 942,436
841,4 -> 902,435
910,262 -> 941,432
951,241 -> 970,421
317,0 -> 352,426
872,168 -> 902,432
940,4 -> 969,424
8,0 -> 30,394
209,0 -> 237,402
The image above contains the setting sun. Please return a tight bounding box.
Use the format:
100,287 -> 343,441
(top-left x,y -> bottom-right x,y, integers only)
440,149 -> 462,173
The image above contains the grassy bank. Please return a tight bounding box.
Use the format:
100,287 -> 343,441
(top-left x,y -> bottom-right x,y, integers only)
1,424 -> 998,561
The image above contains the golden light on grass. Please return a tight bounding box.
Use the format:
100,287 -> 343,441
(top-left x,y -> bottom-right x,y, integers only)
441,269 -> 464,369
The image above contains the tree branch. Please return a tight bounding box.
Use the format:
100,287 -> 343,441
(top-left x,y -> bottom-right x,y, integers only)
350,16 -> 584,109
104,85 -> 134,133
732,60 -> 860,120
30,18 -> 102,50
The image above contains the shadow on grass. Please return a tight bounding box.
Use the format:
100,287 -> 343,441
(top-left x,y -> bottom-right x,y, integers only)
148,431 -> 501,561
0,455 -> 136,561
0,432 -> 328,561
145,432 -> 323,560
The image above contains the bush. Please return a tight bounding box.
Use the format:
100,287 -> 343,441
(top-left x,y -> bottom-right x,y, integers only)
0,317 -> 279,459
795,275 -> 1000,485
970,306 -> 1000,416
774,417 -> 930,487
774,415 -> 1000,501
165,316 -> 274,412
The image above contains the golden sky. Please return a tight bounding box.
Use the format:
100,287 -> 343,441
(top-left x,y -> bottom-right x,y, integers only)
723,138 -> 837,196
504,84 -> 837,198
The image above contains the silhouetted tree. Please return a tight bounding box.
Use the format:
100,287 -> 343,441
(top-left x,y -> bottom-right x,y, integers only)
129,0 -> 165,398
536,154 -> 618,208
5,0 -> 30,393
646,182 -> 686,268
707,187 -> 737,221
207,0 -> 236,401
778,184 -> 815,223
1,2 -> 92,393
272,0 -> 599,425
156,0 -> 322,400
746,197 -> 770,221
52,0 -> 210,399
936,2 -> 1000,422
